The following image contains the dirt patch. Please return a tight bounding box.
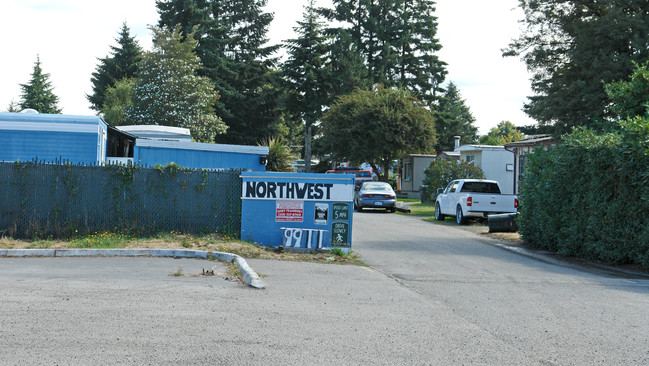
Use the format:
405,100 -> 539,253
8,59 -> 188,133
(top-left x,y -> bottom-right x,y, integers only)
452,224 -> 524,245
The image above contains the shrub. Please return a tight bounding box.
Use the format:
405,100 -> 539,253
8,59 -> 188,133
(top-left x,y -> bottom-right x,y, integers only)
261,137 -> 296,172
421,159 -> 484,201
520,119 -> 649,266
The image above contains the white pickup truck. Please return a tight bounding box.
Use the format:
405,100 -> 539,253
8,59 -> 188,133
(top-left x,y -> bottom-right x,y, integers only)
434,179 -> 518,224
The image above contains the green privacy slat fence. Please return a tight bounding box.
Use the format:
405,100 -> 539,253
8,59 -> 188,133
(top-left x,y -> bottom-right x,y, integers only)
0,162 -> 243,239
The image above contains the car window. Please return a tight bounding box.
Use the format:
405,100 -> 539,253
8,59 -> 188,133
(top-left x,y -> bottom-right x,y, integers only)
444,181 -> 454,194
449,181 -> 459,193
460,182 -> 501,194
362,183 -> 390,191
357,171 -> 371,177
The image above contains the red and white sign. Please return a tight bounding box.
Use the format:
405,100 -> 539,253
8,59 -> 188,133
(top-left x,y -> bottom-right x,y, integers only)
276,200 -> 304,222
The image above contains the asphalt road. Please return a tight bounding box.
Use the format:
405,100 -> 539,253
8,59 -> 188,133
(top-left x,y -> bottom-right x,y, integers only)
1,213 -> 649,365
352,210 -> 649,365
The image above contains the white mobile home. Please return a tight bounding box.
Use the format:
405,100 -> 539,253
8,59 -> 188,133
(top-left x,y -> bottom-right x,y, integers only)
454,145 -> 515,194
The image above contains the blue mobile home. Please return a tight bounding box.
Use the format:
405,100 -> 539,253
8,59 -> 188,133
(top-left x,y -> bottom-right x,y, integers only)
0,112 -> 268,171
134,139 -> 269,171
0,112 -> 109,164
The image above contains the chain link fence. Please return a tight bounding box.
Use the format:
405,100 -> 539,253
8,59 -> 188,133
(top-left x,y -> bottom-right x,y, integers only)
0,162 -> 243,239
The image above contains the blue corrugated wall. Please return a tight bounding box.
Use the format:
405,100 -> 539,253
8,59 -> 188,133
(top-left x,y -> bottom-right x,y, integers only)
0,113 -> 106,164
135,146 -> 266,171
0,130 -> 99,164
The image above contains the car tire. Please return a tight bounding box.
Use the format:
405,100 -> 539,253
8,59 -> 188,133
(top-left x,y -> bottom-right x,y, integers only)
434,202 -> 445,221
389,207 -> 396,213
456,205 -> 466,225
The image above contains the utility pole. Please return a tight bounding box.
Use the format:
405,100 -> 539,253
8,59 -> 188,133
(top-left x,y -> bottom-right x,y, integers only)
304,125 -> 312,173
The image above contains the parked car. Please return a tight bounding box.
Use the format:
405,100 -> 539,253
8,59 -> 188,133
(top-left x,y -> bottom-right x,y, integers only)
326,167 -> 374,188
354,181 -> 397,212
434,179 -> 517,224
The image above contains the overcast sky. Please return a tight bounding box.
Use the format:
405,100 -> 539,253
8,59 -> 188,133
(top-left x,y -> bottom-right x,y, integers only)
0,0 -> 533,135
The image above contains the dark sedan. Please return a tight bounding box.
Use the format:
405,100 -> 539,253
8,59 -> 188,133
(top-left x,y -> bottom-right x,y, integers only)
354,181 -> 397,212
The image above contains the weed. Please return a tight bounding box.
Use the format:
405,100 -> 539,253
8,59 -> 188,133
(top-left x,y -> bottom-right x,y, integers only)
330,248 -> 346,256
181,238 -> 192,248
228,263 -> 242,282
170,266 -> 184,277
70,231 -> 133,248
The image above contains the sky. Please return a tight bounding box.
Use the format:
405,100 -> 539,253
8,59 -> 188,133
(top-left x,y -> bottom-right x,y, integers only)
0,0 -> 533,135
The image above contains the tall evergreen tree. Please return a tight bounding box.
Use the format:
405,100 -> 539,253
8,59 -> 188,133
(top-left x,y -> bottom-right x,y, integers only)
282,0 -> 332,172
19,56 -> 61,114
157,0 -> 281,145
392,0 -> 446,104
5,100 -> 21,113
504,0 -> 649,135
435,82 -> 478,151
325,31 -> 369,98
125,26 -> 227,142
321,0 -> 446,104
87,22 -> 142,111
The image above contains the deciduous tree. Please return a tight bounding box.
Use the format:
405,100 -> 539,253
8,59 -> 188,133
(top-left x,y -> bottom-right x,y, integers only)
318,85 -> 436,181
101,78 -> 135,126
125,26 -> 227,142
479,121 -> 524,146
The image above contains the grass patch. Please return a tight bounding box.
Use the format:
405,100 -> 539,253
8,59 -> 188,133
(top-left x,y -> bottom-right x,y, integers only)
0,231 -> 365,266
70,231 -> 134,248
397,198 -> 420,203
423,216 -> 486,227
400,202 -> 435,216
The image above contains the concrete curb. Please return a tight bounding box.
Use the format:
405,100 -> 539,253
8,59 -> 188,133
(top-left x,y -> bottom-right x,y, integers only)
395,202 -> 411,213
488,241 -> 649,279
2,248 -> 265,289
211,251 -> 265,289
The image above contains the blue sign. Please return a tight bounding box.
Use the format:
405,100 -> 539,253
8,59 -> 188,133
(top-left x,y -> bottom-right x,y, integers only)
240,172 -> 354,252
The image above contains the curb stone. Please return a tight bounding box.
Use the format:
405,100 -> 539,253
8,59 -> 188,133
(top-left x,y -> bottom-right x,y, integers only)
211,251 -> 265,289
1,248 -> 265,289
5,249 -> 57,257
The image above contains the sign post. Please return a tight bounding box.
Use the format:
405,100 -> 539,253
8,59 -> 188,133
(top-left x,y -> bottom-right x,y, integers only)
240,172 -> 354,252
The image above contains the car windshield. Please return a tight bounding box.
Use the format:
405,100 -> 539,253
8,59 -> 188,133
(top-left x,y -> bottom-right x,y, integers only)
362,183 -> 390,191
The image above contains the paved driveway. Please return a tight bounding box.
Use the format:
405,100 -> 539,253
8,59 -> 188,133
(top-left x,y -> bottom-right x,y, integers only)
2,213 -> 649,365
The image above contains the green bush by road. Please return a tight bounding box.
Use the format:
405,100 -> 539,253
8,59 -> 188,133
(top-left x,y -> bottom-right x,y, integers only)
520,121 -> 649,266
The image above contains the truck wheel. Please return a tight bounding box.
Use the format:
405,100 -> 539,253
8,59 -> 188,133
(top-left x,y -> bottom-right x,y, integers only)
434,202 -> 445,221
456,205 -> 466,225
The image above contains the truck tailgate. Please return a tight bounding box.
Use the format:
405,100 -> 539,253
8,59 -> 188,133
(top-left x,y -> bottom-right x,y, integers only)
468,194 -> 517,213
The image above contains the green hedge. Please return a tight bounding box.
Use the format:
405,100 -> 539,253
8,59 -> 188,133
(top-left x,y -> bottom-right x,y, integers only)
520,118 -> 649,266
